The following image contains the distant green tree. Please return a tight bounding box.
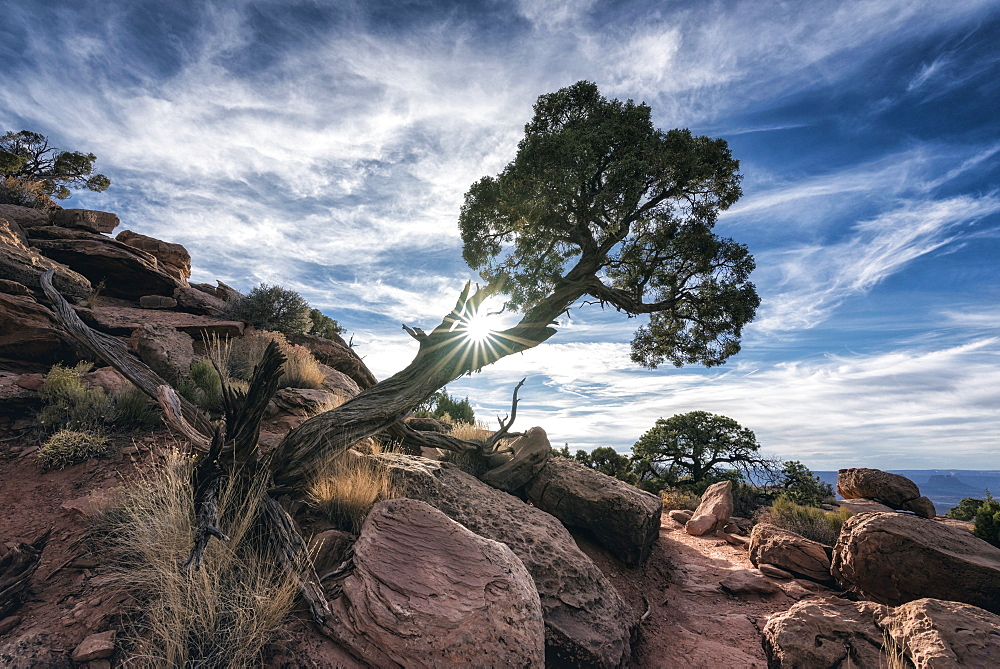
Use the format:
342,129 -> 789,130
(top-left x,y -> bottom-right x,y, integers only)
226,284 -> 312,335
973,491 -> 1000,548
574,446 -> 637,483
414,388 -> 475,424
631,411 -> 764,487
0,130 -> 110,199
308,308 -> 344,339
948,497 -> 985,521
779,460 -> 833,507
553,444 -> 572,458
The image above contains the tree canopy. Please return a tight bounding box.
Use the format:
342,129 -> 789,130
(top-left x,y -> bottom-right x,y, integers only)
0,130 -> 110,200
460,81 -> 759,369
631,410 -> 764,485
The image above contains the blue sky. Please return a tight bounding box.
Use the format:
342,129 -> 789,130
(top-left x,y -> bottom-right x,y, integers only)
2,0 -> 998,469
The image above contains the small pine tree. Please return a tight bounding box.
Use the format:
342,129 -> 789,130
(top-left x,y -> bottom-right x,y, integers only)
226,284 -> 312,335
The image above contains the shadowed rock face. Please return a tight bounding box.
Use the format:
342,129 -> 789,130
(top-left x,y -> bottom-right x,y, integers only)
380,455 -> 636,668
0,219 -> 91,302
0,293 -> 75,367
526,454 -> 662,565
325,498 -> 545,668
832,511 -> 1000,614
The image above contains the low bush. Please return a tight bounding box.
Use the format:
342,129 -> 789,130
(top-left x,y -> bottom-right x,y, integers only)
224,284 -> 312,335
307,449 -> 396,534
309,308 -> 344,339
760,495 -> 853,545
94,450 -> 301,666
659,486 -> 701,511
973,492 -> 1000,548
0,176 -> 56,209
37,362 -> 110,431
732,481 -> 777,519
37,429 -> 109,469
947,497 -> 985,521
108,385 -> 162,430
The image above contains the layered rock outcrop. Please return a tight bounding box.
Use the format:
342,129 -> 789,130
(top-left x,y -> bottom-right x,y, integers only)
749,523 -> 833,583
837,468 -> 935,518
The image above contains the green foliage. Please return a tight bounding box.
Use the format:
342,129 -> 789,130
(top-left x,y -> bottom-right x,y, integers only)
973,492 -> 1000,548
0,130 -> 110,200
659,486 -> 702,511
107,386 -> 161,430
948,497 -> 985,521
308,308 -> 344,339
186,359 -> 224,411
459,80 -> 758,369
764,495 -> 853,546
414,388 -> 475,424
37,429 -> 110,469
553,444 -> 572,458
779,460 -> 834,507
732,481 -> 776,519
225,284 -> 312,335
38,362 -> 110,431
573,446 -> 637,484
632,411 -> 762,487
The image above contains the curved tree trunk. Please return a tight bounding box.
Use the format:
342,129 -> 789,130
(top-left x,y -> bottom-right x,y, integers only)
270,278 -> 588,488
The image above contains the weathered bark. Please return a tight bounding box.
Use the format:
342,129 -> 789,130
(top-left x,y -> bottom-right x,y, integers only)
270,278 -> 588,488
0,529 -> 50,618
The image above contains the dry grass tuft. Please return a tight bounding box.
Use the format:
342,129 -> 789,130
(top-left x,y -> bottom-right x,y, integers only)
307,447 -> 397,534
223,330 -> 325,390
94,450 -> 301,667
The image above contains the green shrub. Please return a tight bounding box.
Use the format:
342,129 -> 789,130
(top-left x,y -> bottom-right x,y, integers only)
37,362 -> 111,431
37,429 -> 110,469
309,308 -> 344,339
762,495 -> 853,545
225,284 -> 312,335
732,481 -> 776,519
779,460 -> 833,507
108,386 -> 161,430
947,497 -> 985,521
188,359 -> 224,411
973,492 -> 1000,548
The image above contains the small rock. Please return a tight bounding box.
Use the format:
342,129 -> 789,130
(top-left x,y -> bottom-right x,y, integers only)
780,581 -> 814,600
839,498 -> 896,514
14,373 -> 44,391
758,563 -> 794,579
71,630 -> 115,662
668,509 -> 693,524
51,209 -> 119,234
0,615 -> 20,635
720,569 -> 782,597
901,495 -> 936,519
685,513 -> 718,536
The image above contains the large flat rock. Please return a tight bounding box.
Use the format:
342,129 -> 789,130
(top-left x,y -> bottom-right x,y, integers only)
77,304 -> 244,339
380,454 -> 636,668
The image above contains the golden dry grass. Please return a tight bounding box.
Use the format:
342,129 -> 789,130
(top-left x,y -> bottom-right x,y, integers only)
94,450 -> 301,667
307,447 -> 396,534
220,330 -> 325,390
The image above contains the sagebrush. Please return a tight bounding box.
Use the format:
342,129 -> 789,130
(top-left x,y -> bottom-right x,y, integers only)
759,495 -> 853,545
37,429 -> 109,469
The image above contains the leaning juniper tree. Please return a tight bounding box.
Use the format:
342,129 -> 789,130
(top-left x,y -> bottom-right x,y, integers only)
41,80 -> 759,627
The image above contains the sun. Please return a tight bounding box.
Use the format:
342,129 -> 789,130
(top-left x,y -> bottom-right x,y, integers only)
461,311 -> 495,343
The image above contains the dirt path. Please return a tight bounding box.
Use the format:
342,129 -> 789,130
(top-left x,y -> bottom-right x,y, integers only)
586,515 -> 834,668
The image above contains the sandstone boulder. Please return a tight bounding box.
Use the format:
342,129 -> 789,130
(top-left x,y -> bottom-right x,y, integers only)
0,279 -> 31,296
82,367 -> 129,395
762,598 -> 889,668
267,387 -> 341,416
0,373 -> 41,415
27,226 -> 180,299
318,364 -> 362,400
0,293 -> 75,367
309,529 -> 354,576
838,498 -> 895,514
838,467 -> 921,509
173,285 -> 226,316
139,295 -> 177,309
130,324 -> 195,385
902,496 -> 937,519
0,204 -> 49,229
832,511 -> 1000,613
758,563 -> 794,579
0,218 -> 91,302
116,229 -> 191,281
79,304 -> 244,339
749,523 -> 832,583
668,509 -> 694,525
50,208 -> 119,234
481,426 -> 552,494
381,454 -> 635,668
288,332 -> 377,389
685,480 -> 733,536
70,630 -> 115,662
526,454 -> 661,565
881,598 -> 1000,668
324,498 -> 544,668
